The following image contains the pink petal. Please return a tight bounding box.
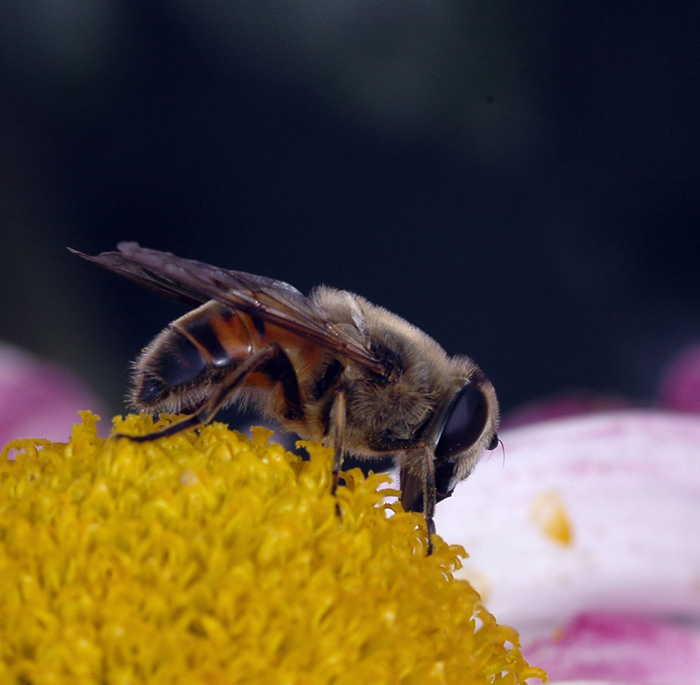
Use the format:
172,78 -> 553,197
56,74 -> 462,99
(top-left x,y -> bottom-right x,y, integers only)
525,612 -> 700,685
502,391 -> 632,429
658,343 -> 700,414
0,344 -> 106,445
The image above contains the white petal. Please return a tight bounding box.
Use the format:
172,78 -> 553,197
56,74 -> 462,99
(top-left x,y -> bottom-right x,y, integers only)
433,411 -> 700,640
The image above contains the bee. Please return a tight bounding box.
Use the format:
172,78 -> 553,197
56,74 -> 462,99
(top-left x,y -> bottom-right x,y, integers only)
70,243 -> 500,552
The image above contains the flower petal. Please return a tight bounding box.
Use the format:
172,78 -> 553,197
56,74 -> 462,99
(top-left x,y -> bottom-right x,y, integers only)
0,343 -> 106,445
502,391 -> 632,429
433,411 -> 700,640
658,343 -> 700,414
525,612 -> 700,685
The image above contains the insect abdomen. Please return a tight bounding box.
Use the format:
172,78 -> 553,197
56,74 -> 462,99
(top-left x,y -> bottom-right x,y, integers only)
131,303 -> 254,411
138,330 -> 209,402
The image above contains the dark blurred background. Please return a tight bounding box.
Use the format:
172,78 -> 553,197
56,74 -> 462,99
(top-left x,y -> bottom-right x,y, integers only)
1,1 -> 699,420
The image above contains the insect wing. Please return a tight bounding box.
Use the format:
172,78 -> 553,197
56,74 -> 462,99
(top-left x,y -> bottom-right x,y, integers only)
68,247 -> 207,306
70,243 -> 383,372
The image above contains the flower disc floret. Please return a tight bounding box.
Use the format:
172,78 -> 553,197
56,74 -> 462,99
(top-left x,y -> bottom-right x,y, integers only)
0,412 -> 545,684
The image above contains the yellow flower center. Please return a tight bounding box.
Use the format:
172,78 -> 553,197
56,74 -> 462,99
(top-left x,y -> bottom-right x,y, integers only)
0,412 -> 546,684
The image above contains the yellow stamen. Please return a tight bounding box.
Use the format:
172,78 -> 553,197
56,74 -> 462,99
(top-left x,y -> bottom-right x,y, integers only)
0,412 -> 546,684
531,490 -> 574,546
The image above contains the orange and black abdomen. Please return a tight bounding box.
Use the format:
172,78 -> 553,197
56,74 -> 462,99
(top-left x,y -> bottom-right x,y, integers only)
131,301 -> 326,414
133,303 -> 256,410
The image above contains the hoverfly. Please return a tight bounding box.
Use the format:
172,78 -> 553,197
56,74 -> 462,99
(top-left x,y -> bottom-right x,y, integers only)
70,243 -> 500,552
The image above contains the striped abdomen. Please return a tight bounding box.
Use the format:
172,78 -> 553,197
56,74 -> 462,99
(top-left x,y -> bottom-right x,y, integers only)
130,302 -> 258,412
128,300 -> 324,415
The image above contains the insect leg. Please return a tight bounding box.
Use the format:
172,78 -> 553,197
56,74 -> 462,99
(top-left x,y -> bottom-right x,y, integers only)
117,342 -> 303,441
328,388 -> 347,499
421,445 -> 437,555
398,449 -> 437,555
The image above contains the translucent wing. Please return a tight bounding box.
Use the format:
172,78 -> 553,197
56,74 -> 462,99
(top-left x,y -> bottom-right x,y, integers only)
69,243 -> 383,372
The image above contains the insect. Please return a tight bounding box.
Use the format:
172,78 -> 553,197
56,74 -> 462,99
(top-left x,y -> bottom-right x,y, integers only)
70,243 -> 500,552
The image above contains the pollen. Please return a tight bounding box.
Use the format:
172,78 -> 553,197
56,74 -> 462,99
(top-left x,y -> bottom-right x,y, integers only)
0,412 -> 546,684
530,489 -> 574,546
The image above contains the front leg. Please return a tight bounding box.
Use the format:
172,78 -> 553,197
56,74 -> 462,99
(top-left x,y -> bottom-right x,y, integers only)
399,447 -> 438,555
421,445 -> 437,555
327,388 -> 347,500
354,431 -> 437,555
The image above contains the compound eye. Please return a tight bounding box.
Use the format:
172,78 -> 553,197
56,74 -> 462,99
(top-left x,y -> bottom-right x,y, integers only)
435,383 -> 488,460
